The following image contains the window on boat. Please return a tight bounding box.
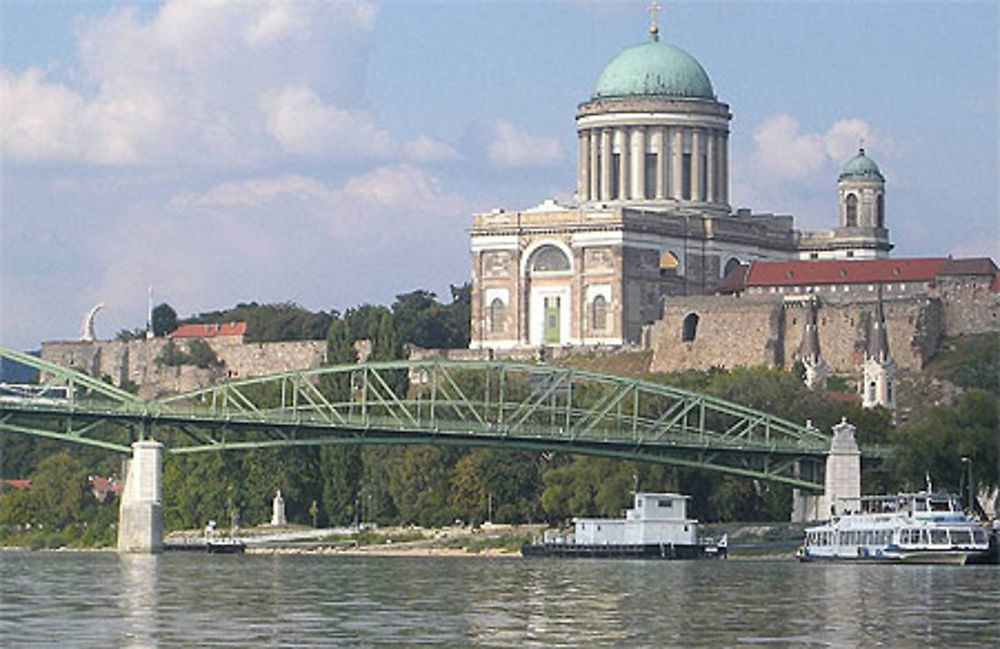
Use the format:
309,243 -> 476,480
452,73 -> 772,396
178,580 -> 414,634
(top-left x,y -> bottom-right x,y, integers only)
949,530 -> 972,545
657,499 -> 673,508
929,499 -> 950,512
973,529 -> 987,544
920,530 -> 930,545
915,499 -> 928,512
930,529 -> 948,545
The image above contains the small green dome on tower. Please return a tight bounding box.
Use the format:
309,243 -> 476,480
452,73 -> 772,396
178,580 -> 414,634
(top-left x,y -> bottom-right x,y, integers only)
593,37 -> 715,100
840,148 -> 884,181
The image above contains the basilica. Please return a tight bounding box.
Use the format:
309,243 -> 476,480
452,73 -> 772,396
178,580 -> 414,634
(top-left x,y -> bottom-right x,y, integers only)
469,18 -> 891,350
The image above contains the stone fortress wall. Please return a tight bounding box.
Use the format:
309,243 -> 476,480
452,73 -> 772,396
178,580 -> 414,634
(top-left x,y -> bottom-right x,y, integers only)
647,276 -> 998,375
41,338 -> 325,399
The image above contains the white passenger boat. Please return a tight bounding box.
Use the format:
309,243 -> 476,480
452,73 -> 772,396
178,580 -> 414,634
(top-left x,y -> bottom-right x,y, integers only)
799,492 -> 991,565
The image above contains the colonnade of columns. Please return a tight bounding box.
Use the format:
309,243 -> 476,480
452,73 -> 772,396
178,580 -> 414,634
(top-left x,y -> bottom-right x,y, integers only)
577,125 -> 728,206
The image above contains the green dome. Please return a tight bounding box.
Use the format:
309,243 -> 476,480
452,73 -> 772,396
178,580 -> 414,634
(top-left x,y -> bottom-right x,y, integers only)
594,39 -> 714,100
840,149 -> 884,181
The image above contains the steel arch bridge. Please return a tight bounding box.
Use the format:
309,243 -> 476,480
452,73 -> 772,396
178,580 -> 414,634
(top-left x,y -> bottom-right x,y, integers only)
0,345 -> 841,490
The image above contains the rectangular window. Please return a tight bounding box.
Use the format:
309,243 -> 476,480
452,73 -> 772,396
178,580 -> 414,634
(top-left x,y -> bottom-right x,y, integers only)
657,499 -> 673,508
645,153 -> 657,199
699,153 -> 708,201
610,154 -> 621,199
682,153 -> 692,200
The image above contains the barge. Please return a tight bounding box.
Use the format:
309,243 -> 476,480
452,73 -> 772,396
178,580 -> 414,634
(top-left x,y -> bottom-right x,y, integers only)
522,492 -> 726,560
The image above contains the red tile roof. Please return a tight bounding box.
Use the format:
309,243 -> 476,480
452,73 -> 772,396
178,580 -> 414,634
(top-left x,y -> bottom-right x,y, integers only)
169,322 -> 248,339
0,479 -> 31,489
746,258 -> 946,287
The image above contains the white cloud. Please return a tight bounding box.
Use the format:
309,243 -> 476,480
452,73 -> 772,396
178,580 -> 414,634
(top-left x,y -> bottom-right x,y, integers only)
261,85 -> 393,158
750,114 -> 881,183
403,135 -> 461,162
1,0 -> 381,165
487,119 -> 562,168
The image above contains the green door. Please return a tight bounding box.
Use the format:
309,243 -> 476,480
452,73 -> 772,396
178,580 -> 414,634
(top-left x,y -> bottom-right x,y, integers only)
544,297 -> 560,344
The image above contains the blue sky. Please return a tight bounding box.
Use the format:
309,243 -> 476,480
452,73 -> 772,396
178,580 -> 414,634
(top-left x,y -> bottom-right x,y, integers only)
2,1 -> 998,351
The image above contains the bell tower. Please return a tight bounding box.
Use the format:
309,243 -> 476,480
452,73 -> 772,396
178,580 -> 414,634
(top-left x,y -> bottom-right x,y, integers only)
835,147 -> 891,259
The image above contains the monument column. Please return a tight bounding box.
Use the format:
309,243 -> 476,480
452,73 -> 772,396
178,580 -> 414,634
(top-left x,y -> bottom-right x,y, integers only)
616,128 -> 629,200
117,440 -> 164,553
631,127 -> 646,200
653,127 -> 666,199
600,129 -> 612,201
577,131 -> 589,201
671,128 -> 683,200
589,129 -> 600,201
706,130 -> 716,203
691,129 -> 702,202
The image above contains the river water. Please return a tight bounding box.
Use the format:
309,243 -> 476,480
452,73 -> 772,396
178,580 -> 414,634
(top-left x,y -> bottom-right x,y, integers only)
1,551 -> 997,647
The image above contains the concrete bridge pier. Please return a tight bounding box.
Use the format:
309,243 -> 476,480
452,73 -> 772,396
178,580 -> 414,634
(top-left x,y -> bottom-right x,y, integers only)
791,418 -> 861,522
117,440 -> 163,553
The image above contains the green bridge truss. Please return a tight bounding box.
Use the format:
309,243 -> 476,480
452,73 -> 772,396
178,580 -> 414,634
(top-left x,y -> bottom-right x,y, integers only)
0,345 -> 868,491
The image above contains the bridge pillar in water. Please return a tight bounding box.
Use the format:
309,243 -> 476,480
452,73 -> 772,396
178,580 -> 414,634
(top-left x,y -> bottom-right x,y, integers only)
117,440 -> 163,553
791,419 -> 861,522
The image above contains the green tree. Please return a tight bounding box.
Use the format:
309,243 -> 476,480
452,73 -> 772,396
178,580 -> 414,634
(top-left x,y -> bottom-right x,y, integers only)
887,390 -> 999,493
152,303 -> 178,337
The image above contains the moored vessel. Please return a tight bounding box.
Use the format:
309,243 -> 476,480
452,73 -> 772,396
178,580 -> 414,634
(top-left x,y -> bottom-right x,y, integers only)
522,492 -> 726,559
799,492 -> 991,565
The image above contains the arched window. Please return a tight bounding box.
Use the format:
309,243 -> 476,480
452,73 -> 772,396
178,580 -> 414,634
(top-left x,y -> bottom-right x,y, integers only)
660,250 -> 679,276
845,194 -> 858,227
724,257 -> 742,278
876,194 -> 885,228
489,298 -> 506,334
681,313 -> 699,342
592,295 -> 607,331
529,245 -> 571,273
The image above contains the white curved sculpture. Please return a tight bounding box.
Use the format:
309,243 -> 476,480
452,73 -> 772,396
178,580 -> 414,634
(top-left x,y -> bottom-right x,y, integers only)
80,303 -> 105,341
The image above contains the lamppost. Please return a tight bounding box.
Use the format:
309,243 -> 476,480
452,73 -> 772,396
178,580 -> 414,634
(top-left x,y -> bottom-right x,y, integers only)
961,457 -> 974,515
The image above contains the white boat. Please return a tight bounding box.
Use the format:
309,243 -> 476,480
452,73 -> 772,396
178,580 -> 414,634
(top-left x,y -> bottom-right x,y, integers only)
522,492 -> 726,559
799,492 -> 991,565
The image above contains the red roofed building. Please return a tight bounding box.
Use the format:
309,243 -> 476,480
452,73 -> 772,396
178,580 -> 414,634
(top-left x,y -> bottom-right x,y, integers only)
169,322 -> 248,342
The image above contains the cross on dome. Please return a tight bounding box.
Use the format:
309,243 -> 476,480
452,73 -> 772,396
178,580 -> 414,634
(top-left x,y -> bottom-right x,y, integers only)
649,2 -> 661,40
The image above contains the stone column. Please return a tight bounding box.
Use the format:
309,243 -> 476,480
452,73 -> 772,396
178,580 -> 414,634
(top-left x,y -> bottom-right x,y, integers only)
691,129 -> 702,202
653,128 -> 666,199
820,419 -> 861,518
600,129 -> 612,201
616,128 -> 629,200
671,128 -> 683,200
577,131 -> 589,202
589,130 -> 600,202
631,127 -> 645,200
118,440 -> 164,553
720,135 -> 729,204
706,130 -> 716,203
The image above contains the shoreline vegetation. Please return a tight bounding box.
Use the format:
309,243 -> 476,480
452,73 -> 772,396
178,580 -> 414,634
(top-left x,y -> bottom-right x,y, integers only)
1,521 -> 802,560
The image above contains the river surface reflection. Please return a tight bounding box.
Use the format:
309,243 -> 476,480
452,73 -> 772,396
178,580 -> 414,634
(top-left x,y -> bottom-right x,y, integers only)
1,551 -> 997,647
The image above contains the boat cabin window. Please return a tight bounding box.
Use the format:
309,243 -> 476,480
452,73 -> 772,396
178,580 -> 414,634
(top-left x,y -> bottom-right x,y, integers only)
949,530 -> 971,545
930,529 -> 947,545
973,529 -> 988,544
929,499 -> 950,512
657,499 -> 673,508
915,499 -> 928,512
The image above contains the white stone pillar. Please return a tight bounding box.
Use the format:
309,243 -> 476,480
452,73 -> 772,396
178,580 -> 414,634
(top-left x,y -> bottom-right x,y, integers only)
616,128 -> 629,200
706,130 -> 716,203
653,128 -> 666,199
600,129 -> 612,201
577,131 -> 589,202
671,128 -> 683,200
691,129 -> 702,202
118,440 -> 164,553
631,127 -> 645,200
271,490 -> 287,526
721,135 -> 729,204
820,419 -> 861,518
589,130 -> 600,202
